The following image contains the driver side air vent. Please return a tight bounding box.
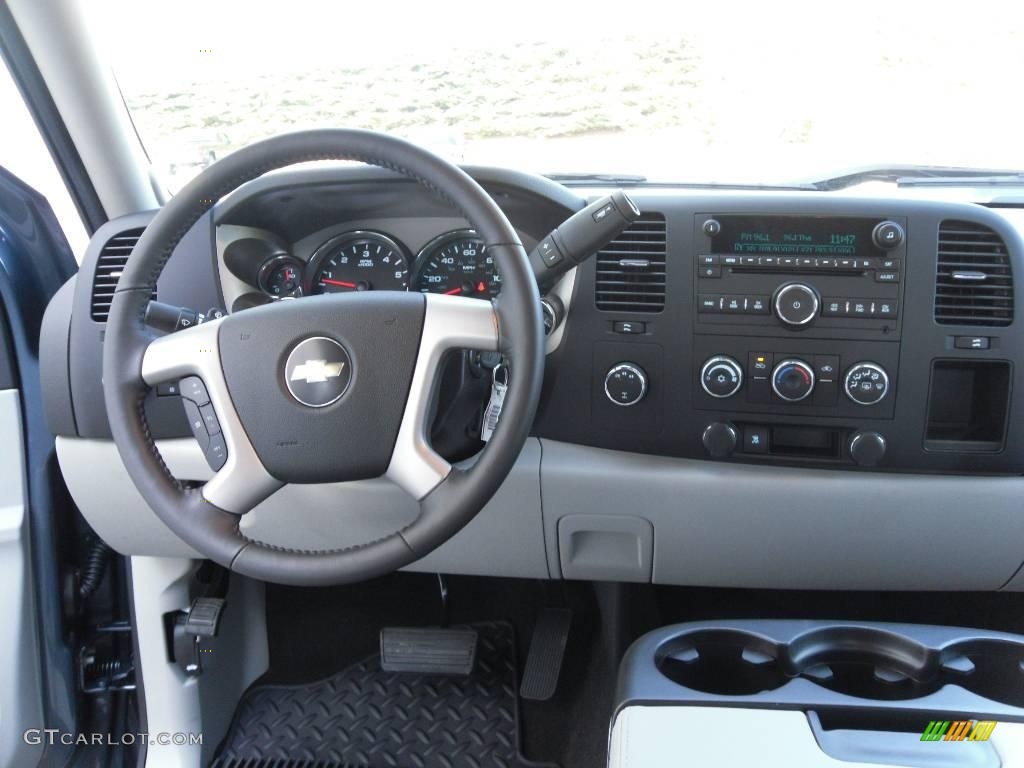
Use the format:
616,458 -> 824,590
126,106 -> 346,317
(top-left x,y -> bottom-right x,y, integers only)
935,220 -> 1013,327
595,213 -> 667,313
90,228 -> 150,321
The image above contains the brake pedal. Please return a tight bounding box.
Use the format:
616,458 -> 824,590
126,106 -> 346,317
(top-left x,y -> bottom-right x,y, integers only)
520,607 -> 572,701
380,627 -> 478,676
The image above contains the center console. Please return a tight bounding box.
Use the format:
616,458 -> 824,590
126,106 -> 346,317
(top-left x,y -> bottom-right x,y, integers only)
612,620 -> 1024,768
536,195 -> 1024,476
692,213 -> 904,465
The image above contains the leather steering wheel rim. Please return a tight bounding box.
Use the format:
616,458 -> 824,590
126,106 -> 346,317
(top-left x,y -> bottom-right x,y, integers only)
102,129 -> 544,586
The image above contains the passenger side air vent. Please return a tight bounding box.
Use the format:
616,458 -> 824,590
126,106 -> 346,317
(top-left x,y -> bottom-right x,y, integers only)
90,228 -> 149,321
935,220 -> 1013,327
595,213 -> 667,313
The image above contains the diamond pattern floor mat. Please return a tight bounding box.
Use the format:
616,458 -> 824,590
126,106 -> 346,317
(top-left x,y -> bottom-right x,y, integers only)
213,621 -> 554,768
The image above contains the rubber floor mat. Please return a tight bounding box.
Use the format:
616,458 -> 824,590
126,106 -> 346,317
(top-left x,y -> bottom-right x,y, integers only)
214,621 -> 554,768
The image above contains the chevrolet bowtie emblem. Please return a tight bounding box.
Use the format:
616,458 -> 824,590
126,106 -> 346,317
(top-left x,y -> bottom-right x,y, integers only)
290,359 -> 346,384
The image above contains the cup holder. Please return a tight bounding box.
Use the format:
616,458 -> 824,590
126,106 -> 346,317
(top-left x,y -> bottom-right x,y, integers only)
656,630 -> 786,696
654,625 -> 1024,706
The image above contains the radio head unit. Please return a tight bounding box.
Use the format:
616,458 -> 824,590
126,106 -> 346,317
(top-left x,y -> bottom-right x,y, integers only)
694,214 -> 906,339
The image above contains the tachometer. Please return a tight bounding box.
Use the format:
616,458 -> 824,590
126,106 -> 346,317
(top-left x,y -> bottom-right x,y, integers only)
413,230 -> 501,299
307,231 -> 409,294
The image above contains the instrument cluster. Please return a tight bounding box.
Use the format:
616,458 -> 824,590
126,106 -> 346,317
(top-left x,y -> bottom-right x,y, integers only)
231,229 -> 501,302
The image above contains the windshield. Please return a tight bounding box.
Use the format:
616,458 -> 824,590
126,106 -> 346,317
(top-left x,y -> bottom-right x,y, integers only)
101,1 -> 1024,192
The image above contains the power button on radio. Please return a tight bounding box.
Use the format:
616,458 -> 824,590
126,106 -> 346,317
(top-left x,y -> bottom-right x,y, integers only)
773,283 -> 820,327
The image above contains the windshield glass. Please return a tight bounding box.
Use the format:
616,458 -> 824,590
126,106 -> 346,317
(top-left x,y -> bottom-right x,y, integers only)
101,1 -> 1024,192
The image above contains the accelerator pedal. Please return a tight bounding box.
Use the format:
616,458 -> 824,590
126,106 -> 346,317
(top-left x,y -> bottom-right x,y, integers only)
520,607 -> 572,701
379,626 -> 478,676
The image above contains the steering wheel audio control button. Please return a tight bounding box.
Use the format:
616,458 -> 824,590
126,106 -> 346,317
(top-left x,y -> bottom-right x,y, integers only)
182,399 -> 210,450
205,434 -> 228,471
199,404 -> 221,436
179,376 -> 210,405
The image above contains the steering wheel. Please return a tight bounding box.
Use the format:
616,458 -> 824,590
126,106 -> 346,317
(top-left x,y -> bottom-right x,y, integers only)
102,130 -> 544,586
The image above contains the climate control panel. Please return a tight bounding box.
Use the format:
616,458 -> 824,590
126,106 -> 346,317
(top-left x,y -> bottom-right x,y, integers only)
693,336 -> 898,419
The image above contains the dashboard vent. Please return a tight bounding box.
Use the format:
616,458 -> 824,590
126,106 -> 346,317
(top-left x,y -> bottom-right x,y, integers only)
935,220 -> 1013,327
595,213 -> 667,313
90,228 -> 150,322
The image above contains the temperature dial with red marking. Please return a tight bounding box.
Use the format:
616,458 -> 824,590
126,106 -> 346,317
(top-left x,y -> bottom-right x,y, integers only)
772,359 -> 815,402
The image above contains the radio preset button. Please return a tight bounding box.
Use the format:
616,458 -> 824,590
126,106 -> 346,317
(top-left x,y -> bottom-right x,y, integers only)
772,359 -> 816,402
701,356 -> 744,399
773,283 -> 820,326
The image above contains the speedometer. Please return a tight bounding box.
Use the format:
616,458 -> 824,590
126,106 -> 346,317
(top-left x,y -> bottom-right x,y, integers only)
413,230 -> 501,299
307,231 -> 409,294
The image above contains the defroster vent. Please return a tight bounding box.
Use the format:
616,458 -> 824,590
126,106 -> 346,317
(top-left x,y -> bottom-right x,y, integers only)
90,228 -> 149,321
595,213 -> 666,313
935,220 -> 1013,327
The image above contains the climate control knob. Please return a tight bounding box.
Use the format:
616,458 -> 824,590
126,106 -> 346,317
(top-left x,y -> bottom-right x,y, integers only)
844,362 -> 889,406
772,359 -> 815,402
604,362 -> 648,406
773,282 -> 820,327
700,356 -> 744,399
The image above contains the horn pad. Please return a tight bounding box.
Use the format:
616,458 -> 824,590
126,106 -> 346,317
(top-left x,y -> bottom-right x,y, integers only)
218,291 -> 426,483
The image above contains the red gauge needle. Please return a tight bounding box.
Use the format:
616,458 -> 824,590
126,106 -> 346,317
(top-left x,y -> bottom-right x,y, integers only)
321,278 -> 357,288
443,287 -> 463,295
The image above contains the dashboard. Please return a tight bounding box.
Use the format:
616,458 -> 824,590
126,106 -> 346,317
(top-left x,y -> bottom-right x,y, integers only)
40,164 -> 1024,591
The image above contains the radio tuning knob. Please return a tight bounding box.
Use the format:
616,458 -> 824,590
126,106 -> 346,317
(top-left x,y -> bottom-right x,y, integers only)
872,221 -> 905,250
773,282 -> 820,327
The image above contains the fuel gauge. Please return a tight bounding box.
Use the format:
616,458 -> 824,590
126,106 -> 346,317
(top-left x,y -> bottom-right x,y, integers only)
258,255 -> 304,298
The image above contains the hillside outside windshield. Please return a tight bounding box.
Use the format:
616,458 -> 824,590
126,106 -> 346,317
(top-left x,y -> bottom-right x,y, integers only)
99,0 -> 1024,193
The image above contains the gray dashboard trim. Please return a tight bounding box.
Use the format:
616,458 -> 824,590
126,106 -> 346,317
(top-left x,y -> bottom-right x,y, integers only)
56,433 -> 1024,591
539,439 -> 1024,591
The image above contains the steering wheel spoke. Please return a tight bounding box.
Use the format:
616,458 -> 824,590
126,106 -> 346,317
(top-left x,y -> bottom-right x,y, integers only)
386,294 -> 499,500
141,320 -> 282,514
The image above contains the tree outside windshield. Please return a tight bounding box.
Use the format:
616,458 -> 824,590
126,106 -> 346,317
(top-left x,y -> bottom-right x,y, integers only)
98,0 -> 1024,192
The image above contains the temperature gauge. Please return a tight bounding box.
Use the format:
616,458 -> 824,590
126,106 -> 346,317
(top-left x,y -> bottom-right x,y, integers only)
258,255 -> 304,298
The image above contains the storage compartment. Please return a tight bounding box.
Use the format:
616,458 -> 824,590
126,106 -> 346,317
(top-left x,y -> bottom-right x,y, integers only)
621,620 -> 1024,722
925,360 -> 1011,452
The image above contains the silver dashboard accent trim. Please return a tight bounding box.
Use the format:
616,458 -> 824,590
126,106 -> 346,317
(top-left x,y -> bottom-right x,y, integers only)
140,318 -> 283,513
385,294 -> 500,500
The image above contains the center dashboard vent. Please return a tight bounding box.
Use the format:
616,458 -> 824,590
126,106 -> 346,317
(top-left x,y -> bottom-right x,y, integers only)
90,228 -> 151,321
935,220 -> 1013,327
595,213 -> 667,313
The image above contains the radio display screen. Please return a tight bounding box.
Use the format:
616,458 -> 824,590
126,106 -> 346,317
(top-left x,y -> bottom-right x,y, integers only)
711,216 -> 883,257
